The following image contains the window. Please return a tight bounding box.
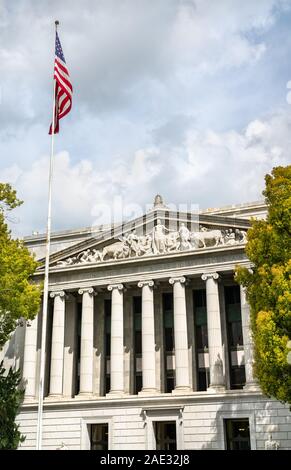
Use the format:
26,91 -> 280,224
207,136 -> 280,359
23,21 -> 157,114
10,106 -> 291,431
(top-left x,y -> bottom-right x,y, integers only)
154,421 -> 177,450
193,290 -> 208,350
225,286 -> 243,347
74,302 -> 82,395
225,286 -> 245,389
104,299 -> 111,356
90,424 -> 108,450
104,300 -> 111,394
135,372 -> 142,394
197,368 -> 210,391
163,293 -> 175,392
163,294 -> 174,352
224,419 -> 251,450
230,366 -> 246,390
133,296 -> 142,394
133,297 -> 142,355
165,370 -> 175,393
193,290 -> 209,391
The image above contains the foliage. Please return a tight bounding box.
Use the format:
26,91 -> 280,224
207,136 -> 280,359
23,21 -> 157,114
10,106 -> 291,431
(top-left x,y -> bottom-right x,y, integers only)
0,361 -> 25,449
236,165 -> 291,403
0,183 -> 41,348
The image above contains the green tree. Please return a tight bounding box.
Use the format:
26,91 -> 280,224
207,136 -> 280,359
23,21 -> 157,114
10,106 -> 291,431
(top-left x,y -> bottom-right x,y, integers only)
0,183 -> 41,449
0,183 -> 41,348
0,361 -> 25,449
236,165 -> 291,403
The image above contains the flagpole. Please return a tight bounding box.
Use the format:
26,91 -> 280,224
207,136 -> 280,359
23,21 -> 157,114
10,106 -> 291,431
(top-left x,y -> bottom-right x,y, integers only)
36,20 -> 59,451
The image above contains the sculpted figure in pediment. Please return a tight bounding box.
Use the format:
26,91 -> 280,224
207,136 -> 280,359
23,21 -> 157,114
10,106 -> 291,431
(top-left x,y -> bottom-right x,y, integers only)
235,229 -> 247,243
190,228 -> 224,248
178,223 -> 191,251
152,219 -> 170,254
102,241 -> 130,260
57,255 -> 79,266
136,234 -> 153,255
122,229 -> 140,257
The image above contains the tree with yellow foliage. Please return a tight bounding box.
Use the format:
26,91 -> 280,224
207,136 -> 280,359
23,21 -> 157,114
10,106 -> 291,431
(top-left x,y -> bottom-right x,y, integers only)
236,166 -> 291,403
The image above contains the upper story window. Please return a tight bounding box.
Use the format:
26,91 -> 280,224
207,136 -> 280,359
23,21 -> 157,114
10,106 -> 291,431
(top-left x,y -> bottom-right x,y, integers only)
133,296 -> 142,355
104,299 -> 111,356
224,286 -> 243,347
193,289 -> 208,350
163,293 -> 174,352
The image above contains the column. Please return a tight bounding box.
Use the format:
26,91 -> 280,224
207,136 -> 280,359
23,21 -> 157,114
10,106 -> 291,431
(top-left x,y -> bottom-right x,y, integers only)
23,316 -> 38,399
107,284 -> 124,395
240,285 -> 259,390
169,277 -> 191,392
63,294 -> 77,397
201,273 -> 225,391
49,291 -> 65,396
138,280 -> 157,394
78,288 -> 95,395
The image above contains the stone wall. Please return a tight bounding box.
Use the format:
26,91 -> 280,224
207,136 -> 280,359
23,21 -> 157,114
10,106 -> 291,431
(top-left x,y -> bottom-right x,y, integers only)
16,394 -> 291,450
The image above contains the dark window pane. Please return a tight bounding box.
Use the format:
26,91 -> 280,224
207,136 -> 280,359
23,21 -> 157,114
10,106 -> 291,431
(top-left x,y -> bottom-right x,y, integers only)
197,368 -> 210,391
105,300 -> 111,357
166,370 -> 175,393
225,419 -> 250,450
163,293 -> 173,311
90,424 -> 108,451
135,330 -> 142,354
154,421 -> 177,450
225,285 -> 240,304
133,296 -> 142,314
225,286 -> 243,348
196,324 -> 208,350
135,373 -> 142,394
230,366 -> 246,389
165,328 -> 174,351
229,322 -> 243,347
105,374 -> 110,394
104,299 -> 111,316
105,333 -> 111,356
194,289 -> 207,308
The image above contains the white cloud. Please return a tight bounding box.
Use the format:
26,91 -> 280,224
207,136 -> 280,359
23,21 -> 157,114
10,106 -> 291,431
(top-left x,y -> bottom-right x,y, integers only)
3,108 -> 290,236
1,0 -> 291,236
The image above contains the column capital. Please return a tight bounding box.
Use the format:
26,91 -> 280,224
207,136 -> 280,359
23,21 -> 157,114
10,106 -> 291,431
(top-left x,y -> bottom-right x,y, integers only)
107,283 -> 123,292
50,290 -> 66,299
201,272 -> 219,281
169,276 -> 186,285
78,287 -> 96,296
138,280 -> 154,289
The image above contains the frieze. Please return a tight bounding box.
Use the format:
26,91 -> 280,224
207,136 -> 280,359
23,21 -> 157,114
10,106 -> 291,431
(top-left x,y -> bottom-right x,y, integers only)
56,221 -> 247,267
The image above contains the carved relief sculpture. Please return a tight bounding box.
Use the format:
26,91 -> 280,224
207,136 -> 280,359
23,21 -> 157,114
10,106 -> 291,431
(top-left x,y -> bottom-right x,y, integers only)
56,224 -> 248,267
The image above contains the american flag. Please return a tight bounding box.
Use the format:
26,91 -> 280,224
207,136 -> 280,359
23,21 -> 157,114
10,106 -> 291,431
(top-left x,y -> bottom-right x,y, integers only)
49,31 -> 72,134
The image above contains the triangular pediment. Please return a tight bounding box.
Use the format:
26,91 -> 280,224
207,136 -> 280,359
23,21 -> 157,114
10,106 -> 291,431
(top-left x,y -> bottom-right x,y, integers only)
38,209 -> 250,270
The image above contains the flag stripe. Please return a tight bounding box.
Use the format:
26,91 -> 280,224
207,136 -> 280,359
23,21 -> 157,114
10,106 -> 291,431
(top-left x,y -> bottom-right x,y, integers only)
49,31 -> 72,135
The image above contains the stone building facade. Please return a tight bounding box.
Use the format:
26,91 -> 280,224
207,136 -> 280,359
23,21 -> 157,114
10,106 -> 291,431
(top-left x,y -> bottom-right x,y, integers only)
1,197 -> 290,450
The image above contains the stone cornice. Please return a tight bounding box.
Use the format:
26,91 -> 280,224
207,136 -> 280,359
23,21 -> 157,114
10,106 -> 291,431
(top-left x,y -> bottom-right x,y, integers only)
35,243 -> 248,277
46,259 -> 251,294
20,389 -> 264,413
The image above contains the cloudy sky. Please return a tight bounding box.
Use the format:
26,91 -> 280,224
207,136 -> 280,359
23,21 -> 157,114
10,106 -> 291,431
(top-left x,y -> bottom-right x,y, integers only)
1,0 -> 291,237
